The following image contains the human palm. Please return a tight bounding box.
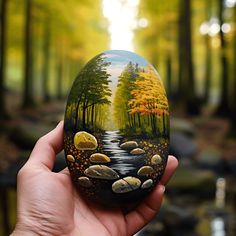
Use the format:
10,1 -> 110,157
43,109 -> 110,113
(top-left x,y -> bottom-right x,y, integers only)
12,122 -> 178,236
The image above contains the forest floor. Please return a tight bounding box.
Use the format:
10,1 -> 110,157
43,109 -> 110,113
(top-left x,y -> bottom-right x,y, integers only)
1,92 -> 236,235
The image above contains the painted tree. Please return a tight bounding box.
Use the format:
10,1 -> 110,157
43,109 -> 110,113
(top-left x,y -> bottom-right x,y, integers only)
129,66 -> 169,135
67,54 -> 111,130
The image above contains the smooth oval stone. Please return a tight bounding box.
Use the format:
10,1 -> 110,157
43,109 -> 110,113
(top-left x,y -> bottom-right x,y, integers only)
120,141 -> 138,149
78,176 -> 93,188
64,50 -> 169,209
151,154 -> 162,165
112,177 -> 141,193
74,131 -> 98,150
84,165 -> 119,180
67,154 -> 75,162
130,148 -> 145,155
90,153 -> 111,163
141,179 -> 153,189
137,166 -> 155,176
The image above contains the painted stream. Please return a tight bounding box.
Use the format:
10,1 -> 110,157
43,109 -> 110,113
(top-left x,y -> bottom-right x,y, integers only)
102,130 -> 145,176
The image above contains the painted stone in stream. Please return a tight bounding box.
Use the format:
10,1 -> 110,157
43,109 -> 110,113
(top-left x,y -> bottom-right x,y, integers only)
120,141 -> 138,149
110,139 -> 119,143
84,165 -> 119,180
64,50 -> 170,209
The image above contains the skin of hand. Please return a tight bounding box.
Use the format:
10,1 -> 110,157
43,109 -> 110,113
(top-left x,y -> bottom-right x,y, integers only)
11,121 -> 178,236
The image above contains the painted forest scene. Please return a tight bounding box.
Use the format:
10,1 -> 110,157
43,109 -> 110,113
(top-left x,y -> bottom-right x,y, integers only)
64,50 -> 169,139
63,50 -> 169,207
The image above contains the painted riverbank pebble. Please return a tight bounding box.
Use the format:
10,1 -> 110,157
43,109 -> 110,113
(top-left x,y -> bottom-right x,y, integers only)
89,153 -> 111,163
64,50 -> 169,209
141,179 -> 153,189
112,177 -> 141,193
137,166 -> 155,176
74,131 -> 98,150
151,154 -> 162,165
130,148 -> 145,155
78,177 -> 93,188
67,154 -> 75,162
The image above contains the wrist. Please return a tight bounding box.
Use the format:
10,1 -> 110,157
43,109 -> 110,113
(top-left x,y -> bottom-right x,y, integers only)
11,214 -> 66,236
11,224 -> 40,236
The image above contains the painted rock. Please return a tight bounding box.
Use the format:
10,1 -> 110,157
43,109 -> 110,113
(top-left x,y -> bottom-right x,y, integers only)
64,50 -> 169,209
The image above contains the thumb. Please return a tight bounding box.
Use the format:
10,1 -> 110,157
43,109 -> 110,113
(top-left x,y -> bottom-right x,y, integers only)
27,121 -> 64,171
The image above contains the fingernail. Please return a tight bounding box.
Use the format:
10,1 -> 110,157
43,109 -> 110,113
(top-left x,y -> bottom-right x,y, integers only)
160,185 -> 165,193
57,120 -> 64,127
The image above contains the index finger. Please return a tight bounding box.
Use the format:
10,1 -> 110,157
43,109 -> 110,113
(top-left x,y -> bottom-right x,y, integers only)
27,121 -> 64,170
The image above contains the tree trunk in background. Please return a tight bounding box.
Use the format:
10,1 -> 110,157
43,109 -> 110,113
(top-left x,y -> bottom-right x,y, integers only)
203,34 -> 212,103
0,0 -> 8,118
42,15 -> 51,102
215,0 -> 230,116
230,5 -> 236,135
178,0 -> 199,114
177,0 -> 184,100
23,0 -> 35,107
166,54 -> 172,97
203,0 -> 212,104
56,54 -> 63,100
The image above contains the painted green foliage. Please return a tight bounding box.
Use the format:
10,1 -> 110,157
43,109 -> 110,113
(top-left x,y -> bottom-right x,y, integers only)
113,62 -> 140,130
65,54 -> 111,132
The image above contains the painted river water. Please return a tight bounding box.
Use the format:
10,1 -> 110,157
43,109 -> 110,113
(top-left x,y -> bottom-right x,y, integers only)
102,130 -> 145,176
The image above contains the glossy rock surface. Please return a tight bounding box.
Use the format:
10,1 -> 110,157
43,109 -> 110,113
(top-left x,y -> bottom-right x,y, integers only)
64,50 -> 169,209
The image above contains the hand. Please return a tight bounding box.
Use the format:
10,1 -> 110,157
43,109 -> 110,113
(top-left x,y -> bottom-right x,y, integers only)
12,121 -> 178,236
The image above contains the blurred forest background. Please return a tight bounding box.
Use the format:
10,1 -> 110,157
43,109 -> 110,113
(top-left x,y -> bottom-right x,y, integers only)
0,0 -> 236,235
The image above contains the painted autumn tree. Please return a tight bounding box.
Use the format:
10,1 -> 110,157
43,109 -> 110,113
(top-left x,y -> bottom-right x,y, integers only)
66,54 -> 111,131
129,66 -> 169,135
